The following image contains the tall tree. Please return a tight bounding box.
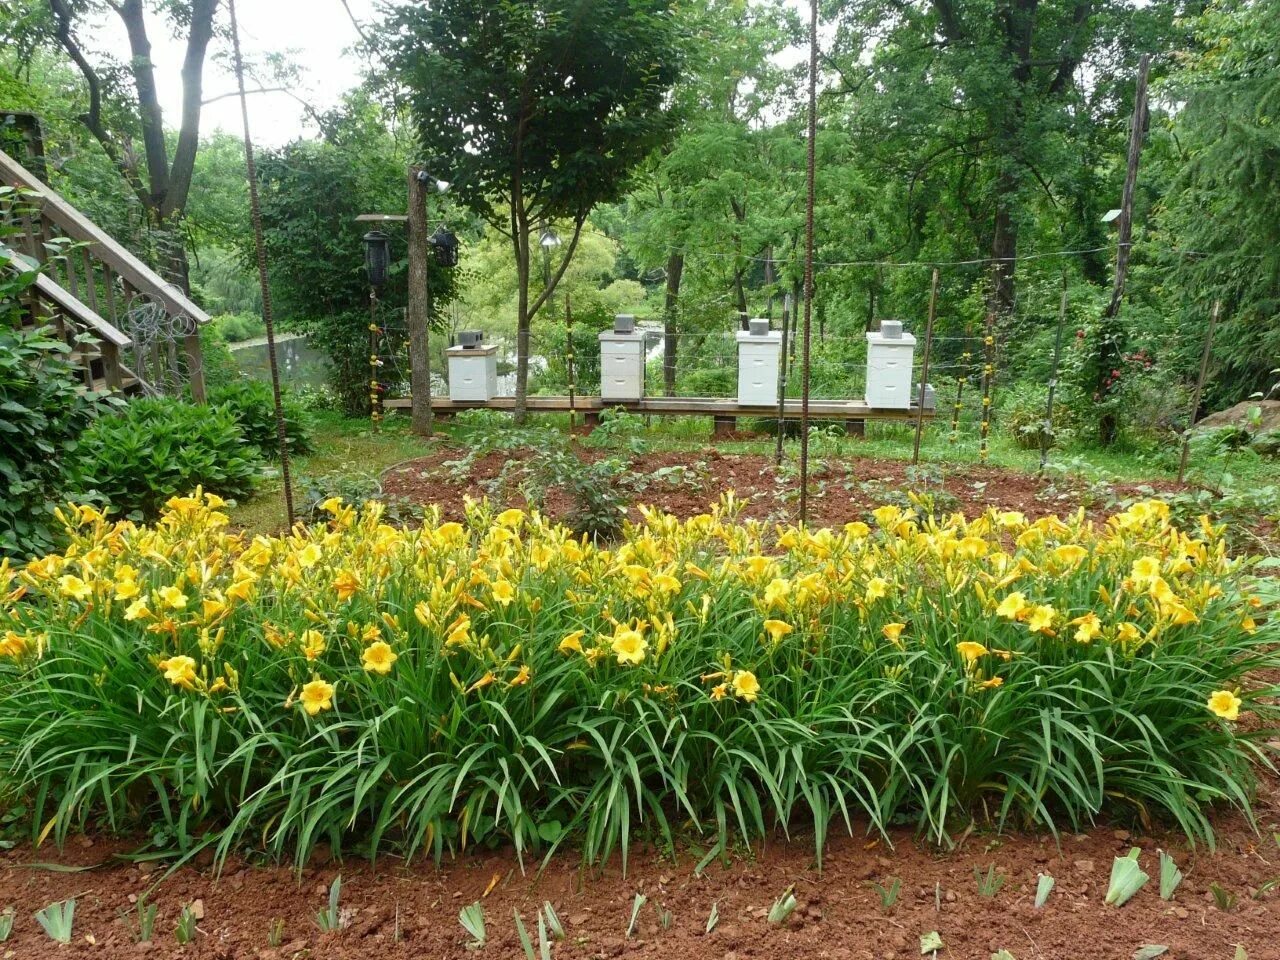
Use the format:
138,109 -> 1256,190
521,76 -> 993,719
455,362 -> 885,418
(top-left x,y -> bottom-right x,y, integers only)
9,0 -> 218,287
829,0 -> 1179,320
384,0 -> 683,422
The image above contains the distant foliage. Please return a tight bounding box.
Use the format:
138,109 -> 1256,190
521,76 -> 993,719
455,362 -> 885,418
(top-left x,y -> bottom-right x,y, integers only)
70,397 -> 261,520
208,380 -> 315,459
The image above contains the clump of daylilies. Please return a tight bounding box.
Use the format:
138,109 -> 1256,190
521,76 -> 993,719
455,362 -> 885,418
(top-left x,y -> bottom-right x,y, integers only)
0,490 -> 1273,864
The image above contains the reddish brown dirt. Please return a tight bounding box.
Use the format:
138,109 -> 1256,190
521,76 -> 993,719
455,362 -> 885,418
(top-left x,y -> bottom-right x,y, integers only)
380,446 -> 1189,531
2,781 -> 1278,960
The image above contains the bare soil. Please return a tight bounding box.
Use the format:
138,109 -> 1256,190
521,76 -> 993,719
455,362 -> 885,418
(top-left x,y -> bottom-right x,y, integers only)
2,784 -> 1278,960
380,445 -> 1188,531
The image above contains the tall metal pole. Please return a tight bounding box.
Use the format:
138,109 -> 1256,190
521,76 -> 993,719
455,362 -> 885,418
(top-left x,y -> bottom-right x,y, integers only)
912,268 -> 939,465
228,0 -> 294,526
1039,276 -> 1069,473
1178,300 -> 1220,483
799,0 -> 817,525
407,167 -> 434,437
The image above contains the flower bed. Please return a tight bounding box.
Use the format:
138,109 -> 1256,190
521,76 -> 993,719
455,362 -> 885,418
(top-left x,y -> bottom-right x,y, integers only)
0,493 -> 1274,868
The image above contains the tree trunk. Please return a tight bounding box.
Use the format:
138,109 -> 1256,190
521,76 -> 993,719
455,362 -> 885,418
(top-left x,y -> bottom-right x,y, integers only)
1098,54 -> 1151,446
513,217 -> 531,425
663,251 -> 683,395
406,165 -> 433,437
988,175 -> 1019,321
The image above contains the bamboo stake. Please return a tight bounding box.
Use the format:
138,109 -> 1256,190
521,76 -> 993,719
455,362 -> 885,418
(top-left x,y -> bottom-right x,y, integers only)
799,0 -> 817,525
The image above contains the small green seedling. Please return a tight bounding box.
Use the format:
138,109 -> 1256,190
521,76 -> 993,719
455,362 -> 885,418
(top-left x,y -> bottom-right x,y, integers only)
0,906 -> 14,941
459,901 -> 487,948
34,899 -> 76,945
514,909 -> 535,960
626,893 -> 647,938
175,904 -> 198,945
974,864 -> 1007,898
767,886 -> 797,925
536,913 -> 553,960
133,896 -> 158,943
1157,850 -> 1183,901
1209,882 -> 1237,911
267,918 -> 285,948
1132,946 -> 1168,960
1234,946 -> 1248,960
1034,874 -> 1055,908
542,902 -> 564,940
657,904 -> 673,930
1105,848 -> 1149,907
920,930 -> 944,954
992,951 -> 1017,960
315,874 -> 344,932
705,902 -> 719,934
870,876 -> 902,912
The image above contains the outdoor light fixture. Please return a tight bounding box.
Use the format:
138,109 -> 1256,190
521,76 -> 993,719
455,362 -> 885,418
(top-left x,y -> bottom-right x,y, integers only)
415,169 -> 451,193
430,225 -> 460,268
362,229 -> 391,289
539,226 -> 561,249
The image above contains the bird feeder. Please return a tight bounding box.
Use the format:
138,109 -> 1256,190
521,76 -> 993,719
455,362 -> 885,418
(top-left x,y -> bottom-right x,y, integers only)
446,331 -> 497,402
430,225 -> 460,268
866,319 -> 917,409
736,318 -> 782,406
599,314 -> 645,401
362,230 -> 390,290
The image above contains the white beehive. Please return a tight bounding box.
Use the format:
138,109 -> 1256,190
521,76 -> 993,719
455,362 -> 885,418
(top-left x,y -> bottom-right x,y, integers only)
599,317 -> 646,401
865,320 -> 916,409
446,342 -> 498,402
736,319 -> 782,406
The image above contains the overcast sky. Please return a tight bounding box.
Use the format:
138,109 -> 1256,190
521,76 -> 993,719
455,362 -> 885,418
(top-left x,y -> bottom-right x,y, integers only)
134,0 -> 380,147
121,0 -> 810,147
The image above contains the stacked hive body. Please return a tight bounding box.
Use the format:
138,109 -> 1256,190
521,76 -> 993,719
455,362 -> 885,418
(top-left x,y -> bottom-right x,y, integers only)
736,318 -> 783,406
446,331 -> 498,402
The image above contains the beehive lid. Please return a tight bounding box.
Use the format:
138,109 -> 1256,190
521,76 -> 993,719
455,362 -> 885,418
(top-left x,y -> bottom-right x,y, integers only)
866,320 -> 916,346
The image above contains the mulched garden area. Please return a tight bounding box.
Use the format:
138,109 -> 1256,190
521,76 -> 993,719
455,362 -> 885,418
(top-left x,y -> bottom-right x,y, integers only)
2,780 -> 1277,959
380,445 -> 1189,530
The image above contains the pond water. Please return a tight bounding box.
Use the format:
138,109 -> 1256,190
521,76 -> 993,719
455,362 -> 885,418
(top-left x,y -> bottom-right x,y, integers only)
230,334 -> 330,389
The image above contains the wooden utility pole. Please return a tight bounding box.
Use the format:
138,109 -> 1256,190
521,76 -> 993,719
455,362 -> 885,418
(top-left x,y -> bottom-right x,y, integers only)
406,166 -> 434,437
1099,54 -> 1150,444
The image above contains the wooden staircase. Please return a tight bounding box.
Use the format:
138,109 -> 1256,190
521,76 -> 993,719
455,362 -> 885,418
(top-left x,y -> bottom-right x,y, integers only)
1,147 -> 209,399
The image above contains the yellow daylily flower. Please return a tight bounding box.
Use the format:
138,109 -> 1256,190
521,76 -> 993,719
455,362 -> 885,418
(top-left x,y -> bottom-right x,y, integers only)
1206,690 -> 1241,721
609,623 -> 648,666
731,670 -> 761,703
362,641 -> 398,675
157,655 -> 197,690
955,641 -> 988,663
762,619 -> 793,643
300,678 -> 335,715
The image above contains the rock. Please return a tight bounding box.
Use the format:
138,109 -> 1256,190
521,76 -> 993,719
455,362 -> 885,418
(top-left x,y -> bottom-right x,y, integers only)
1074,859 -> 1096,875
945,890 -> 957,902
569,913 -> 590,927
189,899 -> 205,920
1113,829 -> 1131,842
1173,907 -> 1189,919
1195,399 -> 1280,434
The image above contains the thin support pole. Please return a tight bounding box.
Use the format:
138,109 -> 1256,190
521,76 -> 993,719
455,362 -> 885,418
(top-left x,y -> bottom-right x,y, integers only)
1039,276 -> 1069,473
566,291 -> 576,430
912,268 -> 939,465
799,0 -> 817,526
775,291 -> 792,465
978,306 -> 997,462
1178,300 -> 1220,483
407,166 -> 434,437
228,0 -> 294,527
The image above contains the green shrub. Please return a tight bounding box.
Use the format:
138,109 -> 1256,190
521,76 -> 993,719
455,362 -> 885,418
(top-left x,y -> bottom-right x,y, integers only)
70,397 -> 262,520
208,379 -> 315,458
198,325 -> 243,391
0,325 -> 109,559
208,312 -> 266,343
999,382 -> 1081,450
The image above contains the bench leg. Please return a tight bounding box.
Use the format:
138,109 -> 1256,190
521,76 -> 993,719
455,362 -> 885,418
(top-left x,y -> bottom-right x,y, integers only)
845,419 -> 866,438
713,415 -> 737,439
583,411 -> 600,430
